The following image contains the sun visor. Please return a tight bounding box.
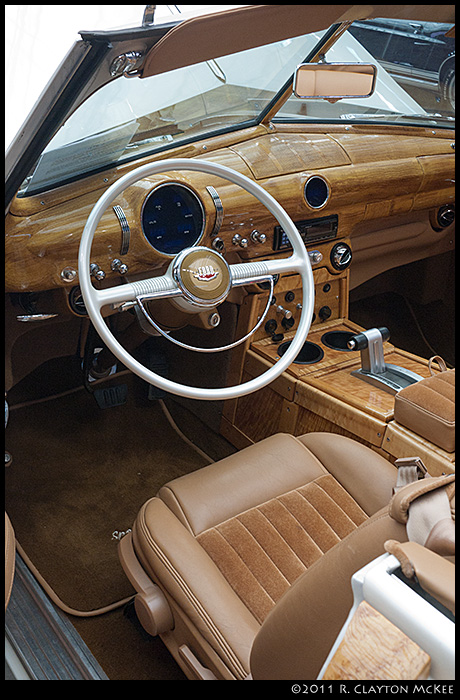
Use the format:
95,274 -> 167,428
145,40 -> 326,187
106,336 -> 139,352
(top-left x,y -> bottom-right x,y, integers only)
140,4 -> 455,78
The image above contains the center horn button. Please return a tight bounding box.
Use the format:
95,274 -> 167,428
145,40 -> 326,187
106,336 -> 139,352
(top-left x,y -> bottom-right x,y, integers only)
172,247 -> 231,307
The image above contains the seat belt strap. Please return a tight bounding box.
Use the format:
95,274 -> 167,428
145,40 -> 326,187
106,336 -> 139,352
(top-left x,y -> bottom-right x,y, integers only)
391,458 -> 455,556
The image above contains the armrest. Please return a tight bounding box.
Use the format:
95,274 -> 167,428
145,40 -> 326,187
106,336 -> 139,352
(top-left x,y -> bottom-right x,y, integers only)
385,540 -> 455,615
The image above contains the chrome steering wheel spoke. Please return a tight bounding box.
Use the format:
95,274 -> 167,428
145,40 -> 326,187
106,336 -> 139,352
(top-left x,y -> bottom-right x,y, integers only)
93,272 -> 180,311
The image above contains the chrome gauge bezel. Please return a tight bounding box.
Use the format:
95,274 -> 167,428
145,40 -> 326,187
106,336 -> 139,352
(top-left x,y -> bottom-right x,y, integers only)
304,175 -> 330,210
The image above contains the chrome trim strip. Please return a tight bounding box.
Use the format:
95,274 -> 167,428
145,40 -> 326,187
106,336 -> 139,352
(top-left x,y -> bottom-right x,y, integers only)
206,185 -> 224,236
112,204 -> 131,255
16,314 -> 58,322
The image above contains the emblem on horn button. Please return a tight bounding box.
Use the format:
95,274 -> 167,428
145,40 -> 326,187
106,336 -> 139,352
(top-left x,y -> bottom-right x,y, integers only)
173,247 -> 231,307
193,265 -> 220,282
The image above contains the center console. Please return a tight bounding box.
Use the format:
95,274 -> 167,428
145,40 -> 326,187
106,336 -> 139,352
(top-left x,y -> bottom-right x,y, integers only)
220,236 -> 455,477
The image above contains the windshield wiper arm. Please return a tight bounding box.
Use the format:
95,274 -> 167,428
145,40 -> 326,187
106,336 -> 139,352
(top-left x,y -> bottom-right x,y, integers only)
340,112 -> 454,124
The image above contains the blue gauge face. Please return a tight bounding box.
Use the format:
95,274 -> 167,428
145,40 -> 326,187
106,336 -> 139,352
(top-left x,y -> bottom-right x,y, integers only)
141,183 -> 205,255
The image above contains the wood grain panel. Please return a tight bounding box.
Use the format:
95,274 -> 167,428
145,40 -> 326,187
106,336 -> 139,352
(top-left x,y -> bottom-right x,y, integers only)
295,379 -> 387,446
252,319 -> 367,378
5,126 -> 455,293
294,405 -> 376,451
322,601 -> 430,681
305,349 -> 434,423
252,265 -> 349,343
233,372 -> 285,443
383,422 -> 455,477
230,132 -> 350,179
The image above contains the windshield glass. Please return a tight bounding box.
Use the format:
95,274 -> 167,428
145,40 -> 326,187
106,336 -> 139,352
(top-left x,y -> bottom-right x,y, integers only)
279,19 -> 455,126
19,18 -> 454,197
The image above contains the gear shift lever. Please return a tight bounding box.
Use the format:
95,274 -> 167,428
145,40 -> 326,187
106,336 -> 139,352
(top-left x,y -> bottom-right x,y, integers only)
348,327 -> 423,394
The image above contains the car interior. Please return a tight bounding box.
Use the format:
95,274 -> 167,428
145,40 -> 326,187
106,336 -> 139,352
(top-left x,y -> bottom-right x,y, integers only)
5,4 -> 455,682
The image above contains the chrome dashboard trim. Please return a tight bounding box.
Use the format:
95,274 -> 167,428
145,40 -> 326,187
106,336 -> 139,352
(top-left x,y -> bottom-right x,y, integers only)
112,204 -> 131,255
206,185 -> 224,236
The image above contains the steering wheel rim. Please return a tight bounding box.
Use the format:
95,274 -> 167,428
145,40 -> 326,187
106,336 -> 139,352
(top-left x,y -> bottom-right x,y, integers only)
78,158 -> 314,400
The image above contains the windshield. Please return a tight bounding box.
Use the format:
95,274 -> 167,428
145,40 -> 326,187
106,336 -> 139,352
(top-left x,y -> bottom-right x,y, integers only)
19,18 -> 454,197
279,19 -> 455,126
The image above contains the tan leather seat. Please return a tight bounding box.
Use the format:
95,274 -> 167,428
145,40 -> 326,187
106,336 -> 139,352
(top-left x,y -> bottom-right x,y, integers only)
124,432 -> 409,680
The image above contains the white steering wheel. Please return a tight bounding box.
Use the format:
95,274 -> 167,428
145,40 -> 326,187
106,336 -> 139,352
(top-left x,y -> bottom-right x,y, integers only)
78,158 -> 314,400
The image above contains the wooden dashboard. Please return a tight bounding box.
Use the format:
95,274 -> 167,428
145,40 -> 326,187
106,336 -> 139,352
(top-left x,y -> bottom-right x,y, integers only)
5,122 -> 455,476
5,123 -> 455,303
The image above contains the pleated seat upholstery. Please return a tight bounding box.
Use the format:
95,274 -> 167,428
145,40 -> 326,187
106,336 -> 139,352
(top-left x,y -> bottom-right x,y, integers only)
196,473 -> 368,624
132,432 -> 406,680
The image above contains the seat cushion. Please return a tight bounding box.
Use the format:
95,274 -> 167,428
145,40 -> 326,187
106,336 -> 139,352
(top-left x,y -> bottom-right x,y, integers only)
132,433 -> 398,679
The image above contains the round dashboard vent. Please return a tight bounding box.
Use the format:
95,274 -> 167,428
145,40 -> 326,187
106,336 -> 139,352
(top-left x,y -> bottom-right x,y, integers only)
436,205 -> 455,229
68,286 -> 87,316
304,176 -> 329,209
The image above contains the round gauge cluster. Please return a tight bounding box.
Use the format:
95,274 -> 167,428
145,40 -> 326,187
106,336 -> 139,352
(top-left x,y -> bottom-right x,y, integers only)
141,183 -> 205,255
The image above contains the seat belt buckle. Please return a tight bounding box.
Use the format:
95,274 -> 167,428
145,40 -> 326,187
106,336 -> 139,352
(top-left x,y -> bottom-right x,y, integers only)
393,457 -> 428,493
395,456 -> 427,478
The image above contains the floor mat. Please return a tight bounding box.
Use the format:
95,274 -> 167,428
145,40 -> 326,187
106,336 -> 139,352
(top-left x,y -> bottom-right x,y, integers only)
5,377 -> 229,679
6,384 -> 211,610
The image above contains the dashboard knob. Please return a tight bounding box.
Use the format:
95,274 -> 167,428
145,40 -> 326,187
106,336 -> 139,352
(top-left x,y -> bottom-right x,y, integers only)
276,305 -> 293,320
308,250 -> 323,264
250,229 -> 267,244
319,305 -> 332,321
111,259 -> 129,275
90,263 -> 106,281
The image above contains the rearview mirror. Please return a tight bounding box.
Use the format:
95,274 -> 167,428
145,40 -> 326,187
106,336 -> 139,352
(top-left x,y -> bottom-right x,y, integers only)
293,63 -> 377,101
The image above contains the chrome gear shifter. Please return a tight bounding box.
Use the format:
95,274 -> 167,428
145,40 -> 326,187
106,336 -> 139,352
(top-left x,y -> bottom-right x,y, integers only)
348,327 -> 423,394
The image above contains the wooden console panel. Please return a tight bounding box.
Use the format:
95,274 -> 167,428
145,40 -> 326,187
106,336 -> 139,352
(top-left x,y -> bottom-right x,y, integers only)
221,318 -> 455,477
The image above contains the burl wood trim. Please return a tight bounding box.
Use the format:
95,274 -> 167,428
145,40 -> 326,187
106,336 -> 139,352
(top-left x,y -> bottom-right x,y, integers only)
322,601 -> 430,681
5,127 -> 455,293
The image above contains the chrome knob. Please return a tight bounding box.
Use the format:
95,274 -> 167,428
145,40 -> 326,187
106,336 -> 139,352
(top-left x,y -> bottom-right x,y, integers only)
111,259 -> 129,274
208,312 -> 220,328
250,229 -> 267,244
60,267 -> 77,283
90,263 -> 106,281
308,250 -> 323,264
239,238 -> 249,248
211,237 -> 225,252
276,305 -> 293,320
